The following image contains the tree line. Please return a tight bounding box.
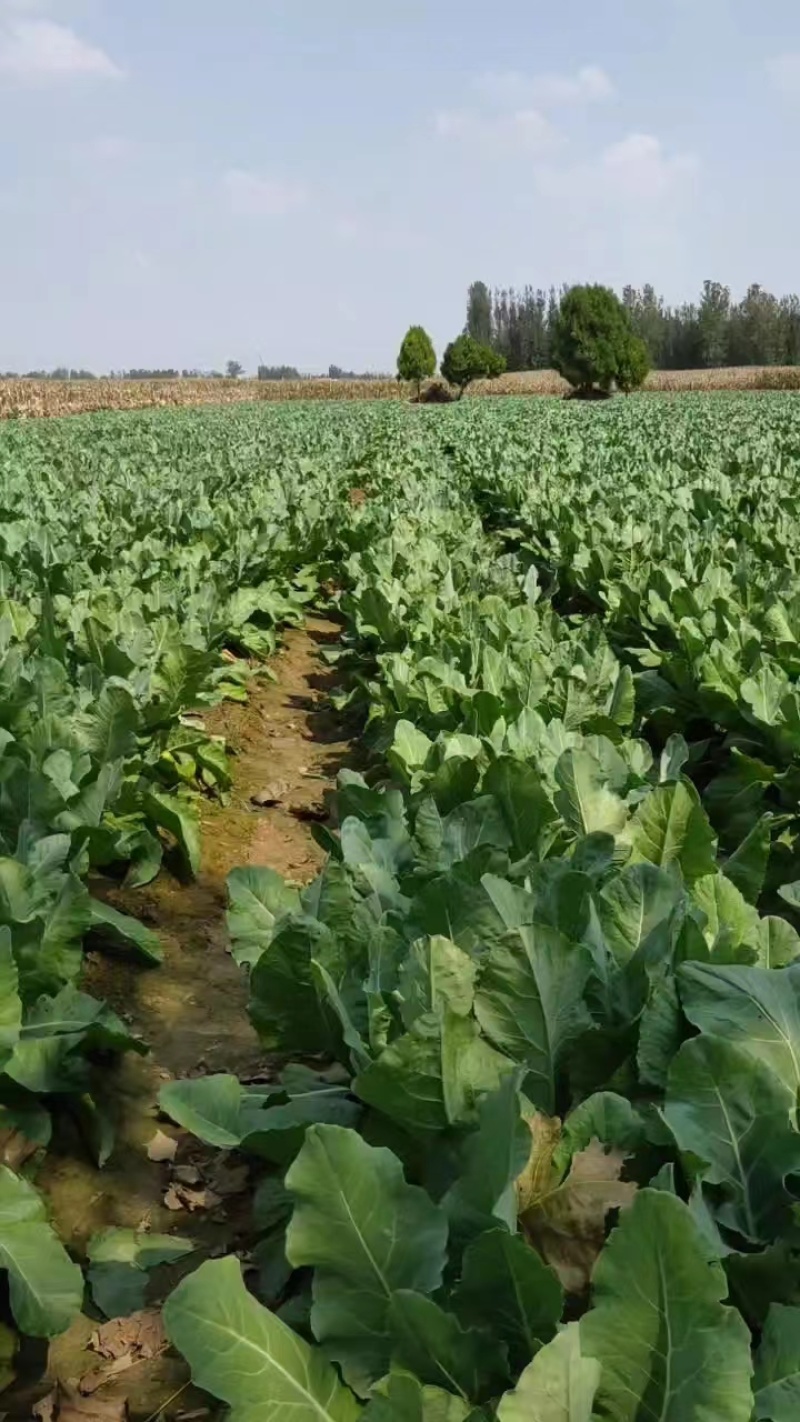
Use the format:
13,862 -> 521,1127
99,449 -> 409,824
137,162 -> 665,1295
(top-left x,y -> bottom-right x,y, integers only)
466,280 -> 800,371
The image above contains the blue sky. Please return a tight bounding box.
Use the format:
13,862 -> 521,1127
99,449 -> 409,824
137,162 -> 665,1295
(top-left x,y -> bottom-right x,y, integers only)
1,0 -> 799,372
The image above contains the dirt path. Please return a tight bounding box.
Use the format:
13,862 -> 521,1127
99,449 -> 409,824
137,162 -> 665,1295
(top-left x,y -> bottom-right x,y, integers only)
14,617 -> 351,1419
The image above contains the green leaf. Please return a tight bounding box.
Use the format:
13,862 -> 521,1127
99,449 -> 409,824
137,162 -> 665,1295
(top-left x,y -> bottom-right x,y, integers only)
249,917 -> 344,1056
758,917 -> 800,968
664,1035 -> 800,1243
388,1291 -> 508,1402
285,1124 -> 448,1394
0,932 -> 21,1067
554,750 -> 627,838
143,789 -> 201,876
88,1227 -> 194,1318
443,1071 -> 531,1248
8,986 -> 144,1094
160,1071 -> 359,1165
390,723 -> 434,780
627,781 -> 717,883
580,1190 -> 753,1421
354,1010 -> 512,1136
496,1324 -> 599,1422
89,897 -> 163,964
159,1073 -> 244,1147
164,1255 -> 362,1422
364,1370 -> 472,1422
725,815 -> 772,904
753,1303 -> 800,1420
679,961 -> 800,1098
0,1165 -> 83,1336
226,866 -> 300,968
659,734 -> 689,783
595,862 -> 682,965
691,872 -> 759,958
474,925 -> 592,1114
484,758 -> 556,857
397,936 -> 477,1029
453,1229 -> 563,1372
88,1262 -> 148,1317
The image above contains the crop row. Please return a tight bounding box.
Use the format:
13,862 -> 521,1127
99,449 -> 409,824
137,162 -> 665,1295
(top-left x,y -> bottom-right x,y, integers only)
152,394 -> 800,1421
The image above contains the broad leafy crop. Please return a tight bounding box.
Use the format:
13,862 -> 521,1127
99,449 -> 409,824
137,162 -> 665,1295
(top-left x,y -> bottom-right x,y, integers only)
160,394 -> 800,1420
9,394 -> 800,1415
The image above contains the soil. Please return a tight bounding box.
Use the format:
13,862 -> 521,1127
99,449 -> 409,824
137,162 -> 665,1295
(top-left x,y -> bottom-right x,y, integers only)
9,617 -> 354,1421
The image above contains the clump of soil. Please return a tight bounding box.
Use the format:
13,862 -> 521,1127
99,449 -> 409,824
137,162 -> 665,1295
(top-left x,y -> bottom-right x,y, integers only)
13,617 -> 353,1421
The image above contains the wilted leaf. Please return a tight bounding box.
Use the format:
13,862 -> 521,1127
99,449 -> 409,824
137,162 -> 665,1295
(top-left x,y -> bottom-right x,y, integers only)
517,1121 -> 637,1293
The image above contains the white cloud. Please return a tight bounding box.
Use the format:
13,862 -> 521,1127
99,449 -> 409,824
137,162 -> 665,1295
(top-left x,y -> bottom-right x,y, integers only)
0,19 -> 122,80
766,53 -> 800,96
434,105 -> 557,153
600,132 -> 698,197
476,64 -> 614,109
223,168 -> 308,217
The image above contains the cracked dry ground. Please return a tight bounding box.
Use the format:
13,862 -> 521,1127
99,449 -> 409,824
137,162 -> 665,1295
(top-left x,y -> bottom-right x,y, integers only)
10,616 -> 354,1420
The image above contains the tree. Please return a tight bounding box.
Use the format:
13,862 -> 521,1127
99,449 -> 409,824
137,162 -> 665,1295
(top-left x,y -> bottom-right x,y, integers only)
441,334 -> 505,398
397,326 -> 436,396
466,281 -> 492,346
552,285 -> 649,395
697,281 -> 731,367
226,359 -> 244,379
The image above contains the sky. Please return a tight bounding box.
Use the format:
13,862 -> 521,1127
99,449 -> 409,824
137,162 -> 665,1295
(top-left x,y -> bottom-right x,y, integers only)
1,0 -> 800,372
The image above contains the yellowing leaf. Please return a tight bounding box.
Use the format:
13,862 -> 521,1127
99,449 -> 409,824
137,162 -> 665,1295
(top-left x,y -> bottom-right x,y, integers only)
517,1119 -> 637,1293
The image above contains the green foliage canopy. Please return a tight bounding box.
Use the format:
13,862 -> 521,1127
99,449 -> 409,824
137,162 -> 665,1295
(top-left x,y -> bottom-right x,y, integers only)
552,284 -> 650,394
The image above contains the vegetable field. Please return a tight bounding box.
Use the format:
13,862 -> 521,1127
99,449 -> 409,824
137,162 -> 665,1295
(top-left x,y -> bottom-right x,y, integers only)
5,393 -> 800,1417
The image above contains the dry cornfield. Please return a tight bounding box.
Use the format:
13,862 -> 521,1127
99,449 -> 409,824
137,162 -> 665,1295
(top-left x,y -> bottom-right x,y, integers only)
3,365 -> 800,419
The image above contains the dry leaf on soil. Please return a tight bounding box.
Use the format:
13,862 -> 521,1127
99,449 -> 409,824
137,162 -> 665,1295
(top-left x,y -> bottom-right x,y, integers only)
517,1116 -> 637,1294
163,1182 -> 221,1213
89,1309 -> 166,1362
33,1382 -> 127,1422
77,1354 -> 138,1396
146,1130 -> 178,1163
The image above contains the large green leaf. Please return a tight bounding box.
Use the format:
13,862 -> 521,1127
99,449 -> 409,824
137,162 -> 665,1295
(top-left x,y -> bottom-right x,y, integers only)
664,1035 -> 800,1242
88,896 -> 163,964
285,1124 -> 448,1394
388,1291 -> 508,1402
753,1303 -> 800,1420
484,758 -> 556,857
453,1229 -> 562,1372
496,1325 -> 599,1422
354,1010 -> 512,1137
626,781 -> 717,883
554,750 -> 627,838
364,1370 -> 472,1422
594,862 -> 682,965
580,1189 -> 753,1421
226,866 -> 300,968
0,1166 -> 83,1336
397,936 -> 477,1030
474,924 -> 592,1113
0,931 -> 21,1068
7,985 -> 144,1094
160,1070 -> 359,1163
679,960 -> 800,1097
164,1255 -> 362,1422
143,789 -> 201,876
443,1071 -> 531,1249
